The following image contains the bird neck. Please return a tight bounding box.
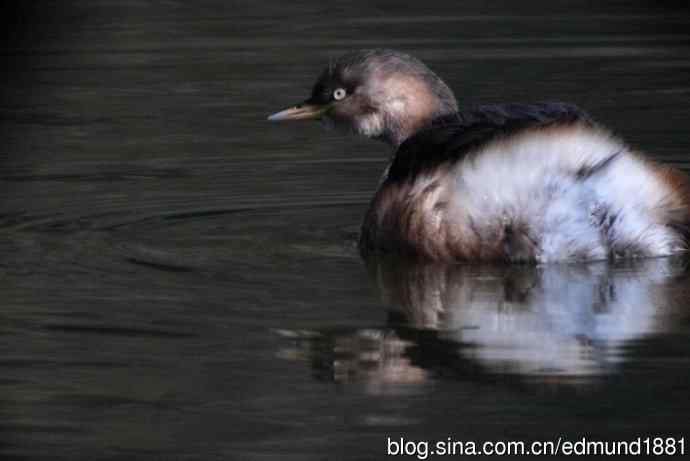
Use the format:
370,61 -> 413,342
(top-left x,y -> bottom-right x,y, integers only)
383,103 -> 455,148
378,80 -> 457,147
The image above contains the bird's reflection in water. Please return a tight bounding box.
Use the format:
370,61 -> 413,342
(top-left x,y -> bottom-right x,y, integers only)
278,257 -> 690,392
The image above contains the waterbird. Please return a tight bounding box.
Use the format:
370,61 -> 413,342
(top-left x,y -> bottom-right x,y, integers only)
268,49 -> 690,262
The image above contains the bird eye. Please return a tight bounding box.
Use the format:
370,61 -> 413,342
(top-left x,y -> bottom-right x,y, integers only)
333,88 -> 347,101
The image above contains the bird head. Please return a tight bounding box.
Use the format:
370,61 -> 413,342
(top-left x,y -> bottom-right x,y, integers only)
268,49 -> 458,147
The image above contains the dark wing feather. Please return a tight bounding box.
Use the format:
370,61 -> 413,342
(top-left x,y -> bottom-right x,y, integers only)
386,102 -> 592,183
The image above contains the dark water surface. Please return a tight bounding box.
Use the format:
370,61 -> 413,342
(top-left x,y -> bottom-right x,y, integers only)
2,1 -> 690,460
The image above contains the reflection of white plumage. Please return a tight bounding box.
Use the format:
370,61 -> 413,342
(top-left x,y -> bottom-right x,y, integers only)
277,258 -> 689,390
377,258 -> 686,377
269,49 -> 690,261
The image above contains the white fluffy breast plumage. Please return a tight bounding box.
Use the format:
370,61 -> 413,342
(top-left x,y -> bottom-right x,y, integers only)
445,124 -> 684,262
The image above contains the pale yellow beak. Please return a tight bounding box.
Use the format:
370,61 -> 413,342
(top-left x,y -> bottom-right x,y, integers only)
267,103 -> 329,121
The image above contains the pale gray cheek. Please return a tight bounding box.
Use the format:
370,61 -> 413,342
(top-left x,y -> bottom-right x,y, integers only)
354,113 -> 385,138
